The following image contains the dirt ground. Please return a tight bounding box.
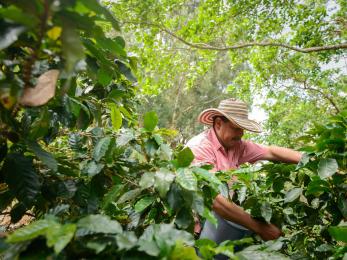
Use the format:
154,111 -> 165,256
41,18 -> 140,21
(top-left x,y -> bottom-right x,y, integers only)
0,208 -> 34,233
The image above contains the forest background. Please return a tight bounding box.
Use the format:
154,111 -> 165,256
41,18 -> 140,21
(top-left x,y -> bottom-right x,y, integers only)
113,0 -> 346,147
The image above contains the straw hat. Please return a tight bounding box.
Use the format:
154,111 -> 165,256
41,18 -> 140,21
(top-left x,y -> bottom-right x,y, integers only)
198,98 -> 262,133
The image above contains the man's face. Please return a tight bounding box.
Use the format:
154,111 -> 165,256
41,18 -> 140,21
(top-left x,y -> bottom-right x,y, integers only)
214,118 -> 244,150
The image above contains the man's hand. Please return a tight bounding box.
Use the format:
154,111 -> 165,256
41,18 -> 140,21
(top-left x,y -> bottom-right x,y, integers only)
213,195 -> 282,241
254,221 -> 282,241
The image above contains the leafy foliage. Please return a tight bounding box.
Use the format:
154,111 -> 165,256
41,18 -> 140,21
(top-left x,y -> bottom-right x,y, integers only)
225,111 -> 347,259
0,1 -> 346,259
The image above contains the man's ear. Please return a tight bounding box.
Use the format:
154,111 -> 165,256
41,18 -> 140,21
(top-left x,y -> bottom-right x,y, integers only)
214,117 -> 222,130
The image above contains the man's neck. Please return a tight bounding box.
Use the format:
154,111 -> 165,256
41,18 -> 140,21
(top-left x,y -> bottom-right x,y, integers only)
212,126 -> 228,152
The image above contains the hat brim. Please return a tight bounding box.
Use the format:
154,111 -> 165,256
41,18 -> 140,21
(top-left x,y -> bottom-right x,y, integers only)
198,108 -> 262,133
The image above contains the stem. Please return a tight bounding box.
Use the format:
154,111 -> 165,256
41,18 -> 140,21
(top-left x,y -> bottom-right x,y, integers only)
23,0 -> 50,89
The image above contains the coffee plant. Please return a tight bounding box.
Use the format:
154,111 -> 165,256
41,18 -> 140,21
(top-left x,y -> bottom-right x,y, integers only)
0,1 -> 346,259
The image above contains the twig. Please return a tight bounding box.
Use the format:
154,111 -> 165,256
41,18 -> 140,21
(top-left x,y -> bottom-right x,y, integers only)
23,0 -> 50,89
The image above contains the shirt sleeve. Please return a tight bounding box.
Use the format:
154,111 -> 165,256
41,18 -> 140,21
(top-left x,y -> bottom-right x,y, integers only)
187,143 -> 216,168
238,141 -> 269,164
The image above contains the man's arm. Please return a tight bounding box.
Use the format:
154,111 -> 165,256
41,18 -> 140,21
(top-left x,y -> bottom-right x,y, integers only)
213,194 -> 282,240
261,146 -> 302,164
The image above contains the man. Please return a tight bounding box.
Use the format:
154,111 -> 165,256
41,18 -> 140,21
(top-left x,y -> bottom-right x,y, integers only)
186,98 -> 302,250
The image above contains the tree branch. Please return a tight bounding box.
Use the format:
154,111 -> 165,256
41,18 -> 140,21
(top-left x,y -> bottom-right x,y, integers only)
301,80 -> 341,114
123,21 -> 347,53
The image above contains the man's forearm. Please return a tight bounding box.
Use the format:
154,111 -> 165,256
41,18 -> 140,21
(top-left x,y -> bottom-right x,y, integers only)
212,194 -> 261,233
263,146 -> 302,164
212,194 -> 282,240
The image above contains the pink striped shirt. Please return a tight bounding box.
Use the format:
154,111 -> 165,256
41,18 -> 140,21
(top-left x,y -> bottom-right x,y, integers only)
186,128 -> 268,171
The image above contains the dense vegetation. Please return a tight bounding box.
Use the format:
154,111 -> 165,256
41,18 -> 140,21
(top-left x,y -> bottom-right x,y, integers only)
0,0 -> 346,259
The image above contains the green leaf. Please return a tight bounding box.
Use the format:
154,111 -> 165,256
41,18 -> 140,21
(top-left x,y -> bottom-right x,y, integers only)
6,219 -> 52,243
116,231 -> 138,250
97,67 -> 113,86
192,193 -> 205,215
109,103 -> 122,131
93,136 -> 112,161
0,6 -> 39,27
236,246 -> 290,259
318,158 -> 338,179
135,196 -> 155,213
260,202 -> 272,223
0,25 -> 26,50
154,169 -> 175,198
176,168 -> 197,191
144,111 -> 158,132
117,188 -> 142,204
101,185 -> 123,210
61,18 -> 85,72
176,147 -> 194,168
193,167 -> 222,191
139,172 -> 155,189
82,160 -> 104,177
94,34 -> 126,57
85,240 -> 107,254
328,226 -> 347,242
116,129 -> 135,146
170,241 -> 199,260
159,143 -> 173,160
175,207 -> 193,229
2,153 -> 40,205
202,207 -> 217,226
306,176 -> 330,196
284,188 -> 302,203
27,141 -> 58,172
46,223 -> 76,254
137,226 -> 160,256
338,195 -> 347,218
76,214 -> 122,236
29,108 -> 50,140
81,0 -> 120,31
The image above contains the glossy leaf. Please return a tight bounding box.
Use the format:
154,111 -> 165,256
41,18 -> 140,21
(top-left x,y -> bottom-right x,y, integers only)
260,202 -> 272,223
144,111 -> 158,132
306,176 -> 330,196
46,223 -> 76,254
27,141 -> 58,172
0,25 -> 26,50
134,196 -> 155,213
139,172 -> 155,189
81,0 -> 120,31
328,226 -> 347,242
101,185 -> 123,210
93,136 -> 112,161
82,161 -> 104,177
109,103 -> 122,131
76,214 -> 122,236
2,153 -> 40,205
193,167 -> 222,191
176,168 -> 197,191
116,231 -> 138,250
176,147 -> 194,168
6,219 -> 52,242
117,188 -> 142,204
154,169 -> 175,198
0,6 -> 39,27
284,187 -> 302,203
317,158 -> 338,179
